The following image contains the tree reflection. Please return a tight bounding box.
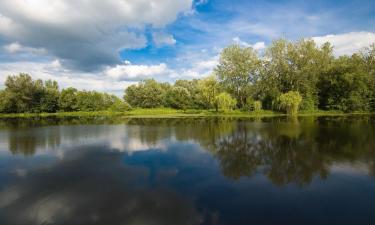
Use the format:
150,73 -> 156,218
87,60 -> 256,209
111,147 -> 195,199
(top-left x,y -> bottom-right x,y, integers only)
211,116 -> 375,185
1,116 -> 375,185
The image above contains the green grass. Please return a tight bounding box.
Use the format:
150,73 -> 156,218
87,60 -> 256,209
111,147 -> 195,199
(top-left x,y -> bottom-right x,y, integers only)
0,108 -> 373,119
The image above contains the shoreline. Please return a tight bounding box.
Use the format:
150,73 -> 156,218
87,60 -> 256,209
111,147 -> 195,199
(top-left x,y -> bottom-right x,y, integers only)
0,108 -> 374,119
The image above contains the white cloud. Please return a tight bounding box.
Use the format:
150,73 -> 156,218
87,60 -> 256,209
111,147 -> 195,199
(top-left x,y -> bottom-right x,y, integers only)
152,31 -> 177,47
312,32 -> 375,56
104,63 -> 172,81
232,37 -> 266,51
3,42 -> 47,55
0,0 -> 193,70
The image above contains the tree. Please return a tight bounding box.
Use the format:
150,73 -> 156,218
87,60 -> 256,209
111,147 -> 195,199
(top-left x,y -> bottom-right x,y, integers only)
198,75 -> 220,109
59,88 -> 78,112
276,91 -> 302,115
318,55 -> 372,112
3,73 -> 45,113
215,92 -> 237,112
263,39 -> 333,110
0,90 -> 15,113
215,44 -> 261,108
124,79 -> 166,108
166,86 -> 191,109
175,79 -> 204,108
40,80 -> 60,113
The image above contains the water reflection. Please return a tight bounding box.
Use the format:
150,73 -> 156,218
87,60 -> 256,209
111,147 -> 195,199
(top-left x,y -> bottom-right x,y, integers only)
1,116 -> 375,185
0,144 -> 202,225
1,116 -> 375,225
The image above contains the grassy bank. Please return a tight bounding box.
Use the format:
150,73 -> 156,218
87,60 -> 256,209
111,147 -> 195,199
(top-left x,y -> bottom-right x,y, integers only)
0,108 -> 373,119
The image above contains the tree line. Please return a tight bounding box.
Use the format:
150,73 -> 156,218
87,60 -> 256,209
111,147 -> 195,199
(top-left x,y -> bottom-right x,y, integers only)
1,38 -> 375,114
0,73 -> 130,113
124,39 -> 375,113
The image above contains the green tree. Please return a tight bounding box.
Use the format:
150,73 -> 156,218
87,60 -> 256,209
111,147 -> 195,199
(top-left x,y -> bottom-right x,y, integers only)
124,79 -> 166,108
215,44 -> 261,108
215,92 -> 237,112
3,74 -> 45,113
276,91 -> 302,115
0,90 -> 15,113
175,79 -> 204,108
318,55 -> 372,112
40,80 -> 60,112
262,39 -> 333,110
59,88 -> 79,112
198,75 -> 220,109
166,86 -> 191,109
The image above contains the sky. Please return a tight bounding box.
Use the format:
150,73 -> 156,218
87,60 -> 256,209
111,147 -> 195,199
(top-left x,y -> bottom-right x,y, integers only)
0,0 -> 375,95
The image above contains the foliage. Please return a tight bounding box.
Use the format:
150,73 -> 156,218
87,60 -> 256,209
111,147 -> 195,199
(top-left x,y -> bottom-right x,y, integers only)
215,92 -> 237,112
276,91 -> 302,115
109,99 -> 132,112
244,98 -> 262,111
198,75 -> 220,109
124,79 -> 166,108
166,86 -> 191,109
1,40 -> 375,115
215,44 -> 261,108
59,88 -> 78,112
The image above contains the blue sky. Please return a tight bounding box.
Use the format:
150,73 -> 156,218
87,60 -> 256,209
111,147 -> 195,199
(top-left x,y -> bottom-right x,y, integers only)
0,0 -> 375,95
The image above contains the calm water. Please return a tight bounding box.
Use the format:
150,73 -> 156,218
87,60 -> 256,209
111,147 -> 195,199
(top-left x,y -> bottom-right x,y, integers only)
0,116 -> 375,225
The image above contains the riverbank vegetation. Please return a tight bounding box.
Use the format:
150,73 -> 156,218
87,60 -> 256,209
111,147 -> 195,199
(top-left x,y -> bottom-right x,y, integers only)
1,38 -> 375,116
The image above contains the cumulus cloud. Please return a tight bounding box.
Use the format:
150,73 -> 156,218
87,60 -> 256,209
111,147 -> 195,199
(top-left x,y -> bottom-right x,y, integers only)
0,0 -> 193,71
3,42 -> 47,55
152,31 -> 177,47
312,32 -> 375,56
104,62 -> 172,81
232,37 -> 266,51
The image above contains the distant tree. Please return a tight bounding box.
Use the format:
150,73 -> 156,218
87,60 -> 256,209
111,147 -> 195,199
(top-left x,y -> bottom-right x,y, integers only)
263,39 -> 333,110
318,54 -> 372,112
59,88 -> 78,112
124,79 -> 166,108
3,73 -> 45,113
166,86 -> 191,109
175,79 -> 205,108
40,80 -> 60,112
0,90 -> 15,113
198,75 -> 220,109
276,91 -> 302,115
215,44 -> 261,108
215,92 -> 237,112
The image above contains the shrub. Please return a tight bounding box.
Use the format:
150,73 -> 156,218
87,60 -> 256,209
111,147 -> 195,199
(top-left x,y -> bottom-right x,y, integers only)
215,92 -> 237,112
253,101 -> 262,111
276,91 -> 302,115
110,100 -> 131,112
245,98 -> 262,111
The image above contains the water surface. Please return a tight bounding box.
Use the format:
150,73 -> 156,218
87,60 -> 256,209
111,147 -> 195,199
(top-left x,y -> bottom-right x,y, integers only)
1,116 -> 375,225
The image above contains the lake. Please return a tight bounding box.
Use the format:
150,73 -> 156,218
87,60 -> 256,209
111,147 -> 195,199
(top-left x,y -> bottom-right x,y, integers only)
0,116 -> 375,225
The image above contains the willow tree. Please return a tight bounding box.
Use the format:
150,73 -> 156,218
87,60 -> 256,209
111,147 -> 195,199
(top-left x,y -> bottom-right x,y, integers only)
277,91 -> 302,115
215,92 -> 237,112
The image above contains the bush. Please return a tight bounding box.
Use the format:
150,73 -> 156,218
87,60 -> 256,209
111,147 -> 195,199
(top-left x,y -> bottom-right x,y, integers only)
244,98 -> 262,112
110,100 -> 131,112
215,92 -> 237,112
253,101 -> 262,111
276,91 -> 302,115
